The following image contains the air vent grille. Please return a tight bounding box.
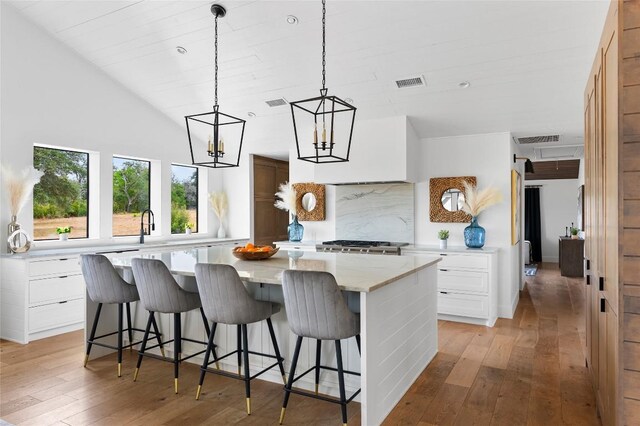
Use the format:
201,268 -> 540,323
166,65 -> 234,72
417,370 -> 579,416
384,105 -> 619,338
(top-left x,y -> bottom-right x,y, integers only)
517,135 -> 560,144
395,76 -> 426,89
265,98 -> 287,107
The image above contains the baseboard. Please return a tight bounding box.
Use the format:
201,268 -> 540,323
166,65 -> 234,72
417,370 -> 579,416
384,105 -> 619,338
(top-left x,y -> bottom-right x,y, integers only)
497,292 -> 519,319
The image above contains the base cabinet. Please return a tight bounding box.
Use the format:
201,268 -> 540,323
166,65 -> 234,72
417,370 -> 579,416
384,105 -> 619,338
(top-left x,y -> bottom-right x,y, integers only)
1,255 -> 85,344
402,246 -> 498,326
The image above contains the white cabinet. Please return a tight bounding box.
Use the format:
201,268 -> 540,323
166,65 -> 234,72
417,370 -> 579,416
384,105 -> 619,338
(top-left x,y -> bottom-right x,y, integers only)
1,255 -> 85,343
274,240 -> 318,252
402,246 -> 498,327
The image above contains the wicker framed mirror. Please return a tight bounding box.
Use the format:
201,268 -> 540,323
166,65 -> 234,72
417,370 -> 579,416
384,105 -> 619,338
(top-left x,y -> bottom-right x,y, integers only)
429,176 -> 477,222
293,183 -> 325,221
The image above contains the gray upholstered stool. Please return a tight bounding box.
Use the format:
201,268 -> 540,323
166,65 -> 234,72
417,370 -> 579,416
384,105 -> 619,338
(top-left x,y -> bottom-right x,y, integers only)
194,263 -> 286,415
279,270 -> 361,426
131,258 -> 215,393
80,254 -> 163,377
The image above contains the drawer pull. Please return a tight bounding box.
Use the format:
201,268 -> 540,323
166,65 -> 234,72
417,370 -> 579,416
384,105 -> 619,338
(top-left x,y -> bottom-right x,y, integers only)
58,258 -> 69,261
586,259 -> 590,270
586,275 -> 590,285
440,291 -> 449,295
58,301 -> 68,304
439,269 -> 449,272
599,277 -> 604,291
59,275 -> 68,279
600,298 -> 606,313
440,253 -> 448,256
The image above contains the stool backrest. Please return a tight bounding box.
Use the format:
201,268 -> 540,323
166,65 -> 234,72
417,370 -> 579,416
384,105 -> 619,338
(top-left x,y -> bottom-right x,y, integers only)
282,270 -> 357,340
131,257 -> 200,313
194,263 -> 259,324
80,254 -> 138,304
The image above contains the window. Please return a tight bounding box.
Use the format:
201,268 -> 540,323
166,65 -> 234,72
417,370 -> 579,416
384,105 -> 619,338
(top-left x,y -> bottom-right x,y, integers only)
112,157 -> 150,237
171,164 -> 198,234
33,146 -> 89,240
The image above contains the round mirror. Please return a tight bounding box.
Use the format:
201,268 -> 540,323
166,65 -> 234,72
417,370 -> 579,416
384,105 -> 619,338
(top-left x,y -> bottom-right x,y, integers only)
441,188 -> 465,212
301,192 -> 317,212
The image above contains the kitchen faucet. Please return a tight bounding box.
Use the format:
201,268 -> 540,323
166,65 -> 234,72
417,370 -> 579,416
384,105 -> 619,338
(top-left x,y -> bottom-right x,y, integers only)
140,209 -> 155,244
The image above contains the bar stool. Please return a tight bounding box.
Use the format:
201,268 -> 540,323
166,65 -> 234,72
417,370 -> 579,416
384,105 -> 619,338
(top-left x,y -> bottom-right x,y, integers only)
80,254 -> 164,377
193,263 -> 286,415
131,257 -> 216,393
279,270 -> 361,426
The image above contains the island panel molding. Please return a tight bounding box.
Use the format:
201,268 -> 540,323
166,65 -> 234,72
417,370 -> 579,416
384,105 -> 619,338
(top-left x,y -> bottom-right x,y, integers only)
429,176 -> 477,223
293,183 -> 325,221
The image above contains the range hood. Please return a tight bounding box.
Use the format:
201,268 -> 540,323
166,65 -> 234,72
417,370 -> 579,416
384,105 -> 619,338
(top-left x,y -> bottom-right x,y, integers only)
310,116 -> 419,185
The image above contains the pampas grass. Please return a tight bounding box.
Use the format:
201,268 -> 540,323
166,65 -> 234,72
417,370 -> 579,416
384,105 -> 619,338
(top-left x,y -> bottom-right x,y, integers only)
1,165 -> 43,217
208,192 -> 228,220
274,182 -> 297,215
461,180 -> 503,217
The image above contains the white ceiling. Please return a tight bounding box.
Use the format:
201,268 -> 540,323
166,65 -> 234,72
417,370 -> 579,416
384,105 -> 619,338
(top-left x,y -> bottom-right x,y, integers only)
11,0 -> 609,155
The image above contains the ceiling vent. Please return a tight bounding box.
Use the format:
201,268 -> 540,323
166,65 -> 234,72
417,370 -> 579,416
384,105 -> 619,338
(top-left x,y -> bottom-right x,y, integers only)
265,98 -> 288,107
516,135 -> 560,144
395,75 -> 426,89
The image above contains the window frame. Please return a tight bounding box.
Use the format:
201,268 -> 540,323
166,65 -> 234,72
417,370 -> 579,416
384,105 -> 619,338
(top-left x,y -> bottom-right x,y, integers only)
33,145 -> 90,241
112,155 -> 152,238
170,163 -> 200,235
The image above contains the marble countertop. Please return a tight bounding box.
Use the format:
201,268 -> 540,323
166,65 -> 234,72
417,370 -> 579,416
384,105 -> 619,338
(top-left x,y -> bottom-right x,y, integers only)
109,247 -> 441,293
273,240 -> 320,246
402,244 -> 499,254
1,237 -> 247,259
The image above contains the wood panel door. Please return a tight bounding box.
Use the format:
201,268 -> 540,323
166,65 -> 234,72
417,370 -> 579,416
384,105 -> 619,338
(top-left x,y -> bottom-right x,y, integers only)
253,155 -> 289,246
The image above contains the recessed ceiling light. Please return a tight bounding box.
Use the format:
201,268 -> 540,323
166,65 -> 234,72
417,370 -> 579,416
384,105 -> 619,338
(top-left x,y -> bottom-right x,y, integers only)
458,81 -> 471,89
176,46 -> 187,55
286,15 -> 298,25
344,98 -> 354,104
247,112 -> 256,118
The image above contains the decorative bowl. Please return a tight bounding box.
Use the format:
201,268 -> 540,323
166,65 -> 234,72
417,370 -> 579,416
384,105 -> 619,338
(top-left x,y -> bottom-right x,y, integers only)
232,246 -> 279,261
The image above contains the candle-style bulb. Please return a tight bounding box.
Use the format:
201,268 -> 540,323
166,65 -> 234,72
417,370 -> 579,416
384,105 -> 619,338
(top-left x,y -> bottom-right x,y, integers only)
313,123 -> 318,145
219,137 -> 225,154
208,134 -> 213,152
321,122 -> 327,143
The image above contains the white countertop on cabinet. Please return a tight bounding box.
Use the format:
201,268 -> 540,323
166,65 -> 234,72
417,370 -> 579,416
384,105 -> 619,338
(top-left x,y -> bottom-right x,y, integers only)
402,244 -> 499,254
110,246 -> 441,293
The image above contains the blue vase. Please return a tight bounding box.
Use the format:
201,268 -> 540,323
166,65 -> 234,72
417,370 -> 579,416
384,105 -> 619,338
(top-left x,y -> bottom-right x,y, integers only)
464,216 -> 485,248
288,215 -> 304,242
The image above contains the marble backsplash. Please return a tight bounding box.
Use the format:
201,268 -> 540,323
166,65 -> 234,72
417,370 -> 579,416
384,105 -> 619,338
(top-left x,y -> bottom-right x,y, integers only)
335,183 -> 415,243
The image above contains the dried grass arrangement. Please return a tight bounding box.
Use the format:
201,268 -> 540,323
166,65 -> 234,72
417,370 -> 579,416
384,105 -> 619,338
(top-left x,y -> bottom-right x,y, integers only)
208,192 -> 228,221
1,165 -> 43,217
274,182 -> 297,215
461,181 -> 503,217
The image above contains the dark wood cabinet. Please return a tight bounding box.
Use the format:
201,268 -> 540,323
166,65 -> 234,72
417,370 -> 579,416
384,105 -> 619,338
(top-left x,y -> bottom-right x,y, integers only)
559,237 -> 585,277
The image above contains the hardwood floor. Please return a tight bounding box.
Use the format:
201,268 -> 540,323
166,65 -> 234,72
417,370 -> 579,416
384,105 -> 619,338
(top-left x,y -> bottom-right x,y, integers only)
0,263 -> 598,425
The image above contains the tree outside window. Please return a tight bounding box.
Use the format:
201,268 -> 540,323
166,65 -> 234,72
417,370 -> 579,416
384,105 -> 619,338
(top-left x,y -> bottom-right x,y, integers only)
171,165 -> 198,234
33,146 -> 89,240
113,157 -> 150,236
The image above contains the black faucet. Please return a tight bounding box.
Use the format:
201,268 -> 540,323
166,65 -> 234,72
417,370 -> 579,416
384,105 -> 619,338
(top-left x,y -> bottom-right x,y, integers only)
140,209 -> 155,244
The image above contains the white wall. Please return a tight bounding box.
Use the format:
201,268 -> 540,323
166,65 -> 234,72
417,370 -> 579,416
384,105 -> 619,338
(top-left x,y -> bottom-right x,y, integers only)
526,178 -> 581,263
415,132 -> 523,318
0,4 -> 224,246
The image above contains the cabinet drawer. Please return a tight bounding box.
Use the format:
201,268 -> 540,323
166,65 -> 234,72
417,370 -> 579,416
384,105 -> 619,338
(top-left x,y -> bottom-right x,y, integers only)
438,269 -> 488,294
28,298 -> 84,333
438,254 -> 488,270
438,292 -> 489,319
29,274 -> 85,305
29,257 -> 81,278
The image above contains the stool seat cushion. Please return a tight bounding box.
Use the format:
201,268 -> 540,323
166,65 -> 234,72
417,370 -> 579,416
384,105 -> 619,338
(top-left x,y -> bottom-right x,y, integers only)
132,258 -> 202,314
195,263 -> 280,325
81,254 -> 139,304
282,270 -> 359,340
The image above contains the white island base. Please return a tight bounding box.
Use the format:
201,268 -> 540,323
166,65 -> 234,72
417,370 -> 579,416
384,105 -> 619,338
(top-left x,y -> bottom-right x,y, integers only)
91,249 -> 439,425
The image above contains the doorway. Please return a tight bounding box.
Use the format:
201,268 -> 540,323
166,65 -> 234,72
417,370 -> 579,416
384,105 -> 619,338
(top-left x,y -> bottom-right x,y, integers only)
252,155 -> 289,246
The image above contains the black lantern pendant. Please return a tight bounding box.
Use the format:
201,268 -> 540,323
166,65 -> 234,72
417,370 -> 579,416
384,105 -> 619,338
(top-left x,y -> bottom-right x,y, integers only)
290,0 -> 356,164
185,4 -> 245,169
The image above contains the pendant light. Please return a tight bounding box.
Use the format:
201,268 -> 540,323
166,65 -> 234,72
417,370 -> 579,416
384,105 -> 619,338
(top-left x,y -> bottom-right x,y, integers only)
290,0 -> 356,164
185,4 -> 245,168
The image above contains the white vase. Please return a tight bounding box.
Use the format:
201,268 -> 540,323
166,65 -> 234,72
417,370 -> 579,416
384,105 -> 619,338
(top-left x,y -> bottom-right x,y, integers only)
185,228 -> 192,235
439,239 -> 447,250
59,233 -> 69,241
217,224 -> 226,239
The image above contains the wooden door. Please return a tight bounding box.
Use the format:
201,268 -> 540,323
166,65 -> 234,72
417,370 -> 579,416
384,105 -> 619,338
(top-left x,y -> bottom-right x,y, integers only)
253,155 -> 289,246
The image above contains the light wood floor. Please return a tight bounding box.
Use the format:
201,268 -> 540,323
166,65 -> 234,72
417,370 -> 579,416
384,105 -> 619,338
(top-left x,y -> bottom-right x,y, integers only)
0,263 -> 599,425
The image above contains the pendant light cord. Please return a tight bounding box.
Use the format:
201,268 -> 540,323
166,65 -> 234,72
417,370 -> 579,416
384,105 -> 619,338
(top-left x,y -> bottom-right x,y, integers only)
214,13 -> 219,107
321,0 -> 326,91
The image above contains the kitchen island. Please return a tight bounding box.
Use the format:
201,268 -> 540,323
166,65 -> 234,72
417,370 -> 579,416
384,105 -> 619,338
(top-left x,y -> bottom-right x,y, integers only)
102,247 -> 440,425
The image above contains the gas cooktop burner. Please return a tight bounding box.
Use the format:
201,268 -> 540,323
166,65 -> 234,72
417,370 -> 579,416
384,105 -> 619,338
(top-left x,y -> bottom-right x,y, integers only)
321,240 -> 391,247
